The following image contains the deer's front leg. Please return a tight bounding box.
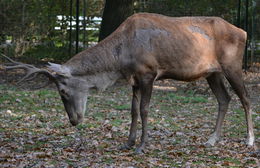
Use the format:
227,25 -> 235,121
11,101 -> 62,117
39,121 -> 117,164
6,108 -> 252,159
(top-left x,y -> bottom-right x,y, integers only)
135,74 -> 154,154
120,86 -> 141,150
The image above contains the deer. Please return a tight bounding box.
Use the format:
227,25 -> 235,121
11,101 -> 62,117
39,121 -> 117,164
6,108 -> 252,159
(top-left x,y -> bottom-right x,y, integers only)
1,13 -> 254,153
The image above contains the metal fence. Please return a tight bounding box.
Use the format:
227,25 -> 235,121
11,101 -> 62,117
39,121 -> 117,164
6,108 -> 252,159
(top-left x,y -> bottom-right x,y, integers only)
0,0 -> 259,68
0,0 -> 104,63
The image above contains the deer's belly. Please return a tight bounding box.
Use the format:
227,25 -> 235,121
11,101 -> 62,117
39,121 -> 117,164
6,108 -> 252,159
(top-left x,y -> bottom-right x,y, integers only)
156,61 -> 221,81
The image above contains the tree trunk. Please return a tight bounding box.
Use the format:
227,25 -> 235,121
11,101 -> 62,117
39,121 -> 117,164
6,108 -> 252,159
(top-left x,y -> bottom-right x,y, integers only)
98,0 -> 134,42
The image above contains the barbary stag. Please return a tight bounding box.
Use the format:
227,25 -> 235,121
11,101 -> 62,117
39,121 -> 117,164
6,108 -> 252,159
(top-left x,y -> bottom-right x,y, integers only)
1,13 -> 254,153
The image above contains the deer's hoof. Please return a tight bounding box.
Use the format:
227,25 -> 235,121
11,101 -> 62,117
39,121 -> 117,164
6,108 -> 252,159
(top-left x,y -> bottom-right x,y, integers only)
205,133 -> 220,147
204,141 -> 215,147
134,146 -> 146,154
119,143 -> 133,150
246,136 -> 255,147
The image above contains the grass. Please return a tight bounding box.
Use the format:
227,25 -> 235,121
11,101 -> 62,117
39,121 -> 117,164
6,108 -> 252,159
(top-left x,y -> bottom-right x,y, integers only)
114,104 -> 131,110
165,92 -> 208,104
0,82 -> 259,167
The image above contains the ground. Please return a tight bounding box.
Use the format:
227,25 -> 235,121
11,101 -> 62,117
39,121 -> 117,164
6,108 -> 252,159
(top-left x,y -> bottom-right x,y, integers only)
0,70 -> 260,167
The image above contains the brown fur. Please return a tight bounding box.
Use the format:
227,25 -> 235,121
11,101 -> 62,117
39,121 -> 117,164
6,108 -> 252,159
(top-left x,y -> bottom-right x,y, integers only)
65,13 -> 246,83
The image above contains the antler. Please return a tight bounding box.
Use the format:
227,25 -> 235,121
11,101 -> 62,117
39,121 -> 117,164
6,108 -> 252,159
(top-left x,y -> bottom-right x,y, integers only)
1,53 -> 56,85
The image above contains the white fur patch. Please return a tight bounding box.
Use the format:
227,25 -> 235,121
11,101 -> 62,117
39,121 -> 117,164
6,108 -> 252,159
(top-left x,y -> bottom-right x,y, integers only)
188,25 -> 212,40
205,132 -> 219,146
247,132 -> 255,146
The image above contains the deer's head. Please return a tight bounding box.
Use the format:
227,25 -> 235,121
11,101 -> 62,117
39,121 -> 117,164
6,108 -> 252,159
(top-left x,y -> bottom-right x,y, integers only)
1,55 -> 89,126
47,63 -> 91,126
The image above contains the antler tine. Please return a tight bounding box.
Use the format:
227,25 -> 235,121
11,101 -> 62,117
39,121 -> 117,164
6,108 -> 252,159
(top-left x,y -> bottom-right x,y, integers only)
17,77 -> 53,90
31,80 -> 53,90
1,53 -> 56,84
16,71 -> 39,84
17,66 -> 55,84
1,53 -> 41,69
1,53 -> 20,64
1,54 -> 39,70
4,64 -> 35,70
4,62 -> 45,83
18,73 -> 38,83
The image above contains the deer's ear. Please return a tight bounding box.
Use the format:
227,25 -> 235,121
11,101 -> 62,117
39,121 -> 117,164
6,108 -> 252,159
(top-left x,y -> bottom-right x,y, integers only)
47,62 -> 71,77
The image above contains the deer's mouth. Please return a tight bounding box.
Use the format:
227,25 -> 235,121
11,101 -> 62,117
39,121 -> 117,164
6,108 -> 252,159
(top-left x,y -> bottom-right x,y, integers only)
61,95 -> 87,126
69,115 -> 83,126
66,107 -> 84,126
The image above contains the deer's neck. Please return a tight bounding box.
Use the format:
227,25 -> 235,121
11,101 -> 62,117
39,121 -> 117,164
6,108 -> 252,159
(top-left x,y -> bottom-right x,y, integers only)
83,71 -> 122,91
64,32 -> 127,90
65,32 -> 125,75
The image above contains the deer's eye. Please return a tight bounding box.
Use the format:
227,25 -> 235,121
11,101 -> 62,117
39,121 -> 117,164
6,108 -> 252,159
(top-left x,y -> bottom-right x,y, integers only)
60,89 -> 66,94
61,81 -> 67,86
60,89 -> 69,98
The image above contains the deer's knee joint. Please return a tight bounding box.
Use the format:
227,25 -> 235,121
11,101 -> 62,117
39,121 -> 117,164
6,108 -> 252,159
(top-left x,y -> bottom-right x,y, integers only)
218,95 -> 231,106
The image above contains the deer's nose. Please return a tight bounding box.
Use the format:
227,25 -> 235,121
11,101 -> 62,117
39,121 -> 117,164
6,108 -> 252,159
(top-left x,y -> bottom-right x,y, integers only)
69,116 -> 83,126
70,119 -> 79,126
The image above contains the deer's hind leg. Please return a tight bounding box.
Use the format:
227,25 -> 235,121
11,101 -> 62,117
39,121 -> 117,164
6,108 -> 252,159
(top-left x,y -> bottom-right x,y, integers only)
224,69 -> 255,146
206,72 -> 231,146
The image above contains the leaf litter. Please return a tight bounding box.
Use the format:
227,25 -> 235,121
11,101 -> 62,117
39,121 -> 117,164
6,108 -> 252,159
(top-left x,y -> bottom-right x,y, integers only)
0,70 -> 260,167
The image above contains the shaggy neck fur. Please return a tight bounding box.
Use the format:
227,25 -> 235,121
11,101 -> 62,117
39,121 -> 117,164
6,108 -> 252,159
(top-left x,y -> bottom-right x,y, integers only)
64,30 -> 127,91
83,71 -> 122,91
64,30 -> 126,76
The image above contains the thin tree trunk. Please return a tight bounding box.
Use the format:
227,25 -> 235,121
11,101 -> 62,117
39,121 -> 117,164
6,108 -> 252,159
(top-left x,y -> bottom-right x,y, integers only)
98,0 -> 134,42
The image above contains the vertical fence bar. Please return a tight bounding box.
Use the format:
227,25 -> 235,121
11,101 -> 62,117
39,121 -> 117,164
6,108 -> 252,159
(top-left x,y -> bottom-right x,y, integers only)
237,0 -> 241,27
76,0 -> 79,54
83,0 -> 87,48
251,0 -> 256,63
69,0 -> 73,56
244,0 -> 249,70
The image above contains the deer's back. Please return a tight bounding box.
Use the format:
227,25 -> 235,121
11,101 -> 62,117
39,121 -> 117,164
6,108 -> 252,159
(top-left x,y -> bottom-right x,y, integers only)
119,13 -> 246,81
